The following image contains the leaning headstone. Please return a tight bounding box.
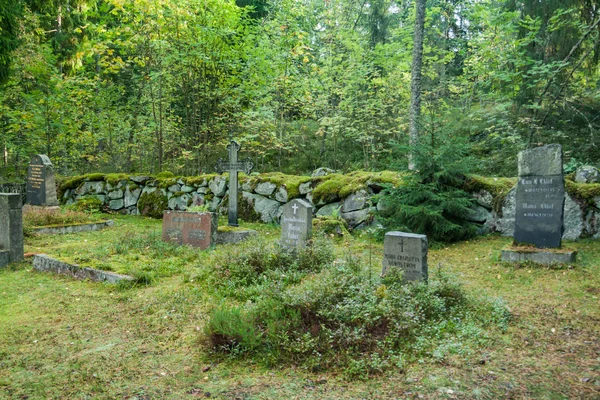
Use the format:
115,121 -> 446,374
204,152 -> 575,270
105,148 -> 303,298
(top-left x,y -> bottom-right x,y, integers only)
26,154 -> 59,207
162,211 -> 217,250
281,199 -> 313,249
0,193 -> 24,268
381,231 -> 428,282
513,144 -> 564,248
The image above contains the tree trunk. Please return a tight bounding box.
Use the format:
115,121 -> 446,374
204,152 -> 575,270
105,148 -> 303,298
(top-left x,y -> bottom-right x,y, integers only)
408,0 -> 426,171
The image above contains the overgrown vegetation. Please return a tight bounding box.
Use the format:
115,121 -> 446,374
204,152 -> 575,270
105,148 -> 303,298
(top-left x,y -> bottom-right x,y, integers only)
23,204 -> 104,234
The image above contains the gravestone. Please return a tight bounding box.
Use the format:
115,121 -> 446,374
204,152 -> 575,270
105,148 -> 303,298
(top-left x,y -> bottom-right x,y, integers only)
514,144 -> 564,248
381,231 -> 428,282
215,141 -> 254,227
26,154 -> 59,206
162,211 -> 218,250
281,199 -> 313,249
0,193 -> 24,268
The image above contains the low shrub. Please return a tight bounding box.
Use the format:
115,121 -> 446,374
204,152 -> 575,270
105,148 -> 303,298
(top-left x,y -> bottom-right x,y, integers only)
23,206 -> 103,229
66,197 -> 103,213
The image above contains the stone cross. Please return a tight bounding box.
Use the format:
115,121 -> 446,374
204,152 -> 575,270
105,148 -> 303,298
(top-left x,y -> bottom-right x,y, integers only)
0,193 -> 24,268
215,141 -> 253,227
382,231 -> 428,282
513,144 -> 564,248
281,199 -> 313,249
26,154 -> 58,207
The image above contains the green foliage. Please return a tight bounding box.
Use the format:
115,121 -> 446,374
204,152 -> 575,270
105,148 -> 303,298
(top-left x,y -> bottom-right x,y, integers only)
155,171 -> 175,179
137,190 -> 168,219
66,197 -> 103,213
378,131 -> 478,243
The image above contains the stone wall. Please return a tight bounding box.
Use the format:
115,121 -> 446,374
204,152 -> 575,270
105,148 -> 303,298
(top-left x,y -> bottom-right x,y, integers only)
59,167 -> 600,239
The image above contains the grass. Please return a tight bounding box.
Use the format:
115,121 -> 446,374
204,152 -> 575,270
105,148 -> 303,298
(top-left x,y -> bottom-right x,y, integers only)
1,215 -> 599,398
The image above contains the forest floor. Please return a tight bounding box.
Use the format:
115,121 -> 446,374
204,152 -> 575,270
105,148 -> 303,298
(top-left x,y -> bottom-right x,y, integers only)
1,214 -> 599,399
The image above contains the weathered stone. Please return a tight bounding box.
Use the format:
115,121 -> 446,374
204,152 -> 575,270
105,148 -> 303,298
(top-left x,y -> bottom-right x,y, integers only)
0,194 -> 23,266
32,220 -> 114,235
76,181 -> 105,195
514,144 -> 564,248
562,195 -> 583,240
130,175 -> 152,184
275,186 -> 288,203
167,183 -> 181,193
517,144 -> 563,176
255,182 -> 277,196
241,192 -> 281,223
191,193 -> 205,206
162,211 -> 218,249
473,189 -> 493,209
466,205 -> 492,223
574,165 -> 599,184
299,181 -> 314,195
311,167 -> 335,178
209,176 -> 228,197
0,251 -> 9,268
342,189 -> 368,212
33,254 -> 133,283
495,188 -> 516,236
208,196 -> 222,212
341,208 -> 372,228
109,198 -> 124,210
281,199 -> 313,249
124,187 -> 141,208
26,154 -> 59,206
62,189 -> 72,200
168,193 -> 192,210
316,202 -> 341,217
241,180 -> 253,191
181,185 -> 195,193
197,187 -> 209,194
501,249 -> 576,265
107,189 -> 124,200
376,197 -> 393,215
382,231 -> 428,282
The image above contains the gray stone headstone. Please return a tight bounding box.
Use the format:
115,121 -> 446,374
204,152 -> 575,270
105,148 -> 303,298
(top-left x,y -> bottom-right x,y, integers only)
281,199 -> 313,249
514,144 -> 564,248
0,193 -> 24,267
26,154 -> 58,206
382,231 -> 428,282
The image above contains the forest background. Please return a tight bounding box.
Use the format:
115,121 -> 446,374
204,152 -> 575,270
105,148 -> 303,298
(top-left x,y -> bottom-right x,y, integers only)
0,0 -> 598,181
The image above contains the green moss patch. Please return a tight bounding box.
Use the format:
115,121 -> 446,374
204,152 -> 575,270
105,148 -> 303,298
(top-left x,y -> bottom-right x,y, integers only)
244,172 -> 311,199
313,216 -> 350,236
182,174 -> 218,186
312,171 -> 401,204
565,180 -> 600,204
137,190 -> 168,219
464,175 -> 516,197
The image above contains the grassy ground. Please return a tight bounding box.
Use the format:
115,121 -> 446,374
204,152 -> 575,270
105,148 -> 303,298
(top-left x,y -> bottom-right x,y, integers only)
1,214 -> 599,399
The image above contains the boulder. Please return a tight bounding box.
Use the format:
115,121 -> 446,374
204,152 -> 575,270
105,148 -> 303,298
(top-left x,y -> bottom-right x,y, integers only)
209,176 -> 228,197
316,202 -> 341,217
275,186 -> 288,202
466,205 -> 492,223
574,165 -> 599,184
109,198 -> 124,210
562,195 -> 583,240
181,185 -> 195,193
242,192 -> 281,223
342,189 -> 368,212
107,189 -> 124,200
168,194 -> 192,210
255,181 -> 277,196
495,187 -> 516,236
76,181 -> 105,195
124,187 -> 141,208
341,208 -> 373,229
472,189 -> 493,209
299,181 -> 314,195
167,183 -> 181,193
197,187 -> 209,194
311,167 -> 335,178
129,175 -> 152,184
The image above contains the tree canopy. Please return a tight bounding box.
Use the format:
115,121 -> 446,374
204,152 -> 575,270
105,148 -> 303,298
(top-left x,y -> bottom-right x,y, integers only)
1,0 -> 598,180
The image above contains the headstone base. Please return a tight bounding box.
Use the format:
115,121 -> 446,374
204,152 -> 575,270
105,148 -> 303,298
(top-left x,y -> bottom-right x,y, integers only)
33,254 -> 134,283
0,250 -> 9,268
216,229 -> 258,245
501,249 -> 576,266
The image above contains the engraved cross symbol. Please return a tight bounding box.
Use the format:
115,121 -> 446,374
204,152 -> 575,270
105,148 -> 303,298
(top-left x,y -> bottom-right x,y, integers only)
399,238 -> 404,252
292,203 -> 299,215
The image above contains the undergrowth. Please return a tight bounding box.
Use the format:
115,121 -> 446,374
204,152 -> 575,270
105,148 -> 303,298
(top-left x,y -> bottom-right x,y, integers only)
202,238 -> 511,378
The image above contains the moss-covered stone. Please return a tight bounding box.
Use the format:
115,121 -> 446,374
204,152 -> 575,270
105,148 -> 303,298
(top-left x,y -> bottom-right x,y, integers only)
311,171 -> 401,205
245,172 -> 311,199
313,216 -> 350,237
104,173 -> 130,186
463,175 -> 516,197
565,180 -> 600,204
183,174 -> 218,186
237,193 -> 261,223
157,177 -> 178,189
137,190 -> 168,219
156,171 -> 175,179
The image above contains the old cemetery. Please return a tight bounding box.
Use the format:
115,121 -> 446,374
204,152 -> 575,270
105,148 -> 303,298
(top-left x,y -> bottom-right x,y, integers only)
1,153 -> 600,398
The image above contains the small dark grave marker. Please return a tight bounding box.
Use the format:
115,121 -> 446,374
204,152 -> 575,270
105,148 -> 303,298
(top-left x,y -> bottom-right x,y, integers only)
0,193 -> 24,268
162,211 -> 217,249
514,144 -> 564,248
26,154 -> 58,206
215,141 -> 253,227
281,199 -> 313,249
382,231 -> 428,282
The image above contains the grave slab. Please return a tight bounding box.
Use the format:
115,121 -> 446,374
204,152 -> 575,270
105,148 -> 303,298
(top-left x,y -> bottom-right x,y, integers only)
0,193 -> 24,265
280,199 -> 313,249
26,154 -> 58,206
501,249 -> 576,265
382,231 -> 428,282
162,211 -> 217,249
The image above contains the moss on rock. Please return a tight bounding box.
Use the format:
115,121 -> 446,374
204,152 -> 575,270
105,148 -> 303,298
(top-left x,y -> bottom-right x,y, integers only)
137,190 -> 168,219
565,180 -> 600,204
245,172 -> 311,199
311,171 -> 401,205
313,216 -> 350,237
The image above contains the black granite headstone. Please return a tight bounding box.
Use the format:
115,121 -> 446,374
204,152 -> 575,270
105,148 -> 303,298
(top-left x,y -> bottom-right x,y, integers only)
513,145 -> 564,248
26,154 -> 58,206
